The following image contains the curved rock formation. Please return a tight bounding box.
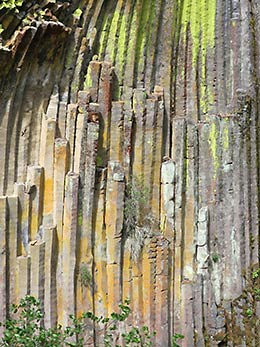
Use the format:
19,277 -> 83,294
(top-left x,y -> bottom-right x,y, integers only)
0,0 -> 260,345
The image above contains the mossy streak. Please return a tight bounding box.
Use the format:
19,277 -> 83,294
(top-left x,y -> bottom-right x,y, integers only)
84,67 -> 92,89
135,0 -> 152,80
181,0 -> 216,65
222,121 -> 229,152
208,121 -> 219,176
181,0 -> 216,113
117,9 -> 127,83
106,0 -> 126,65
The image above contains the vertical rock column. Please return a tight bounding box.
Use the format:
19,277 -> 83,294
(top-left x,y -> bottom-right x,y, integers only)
16,256 -> 30,301
131,254 -> 143,327
143,94 -> 165,227
73,92 -> 88,175
160,159 -> 175,337
7,196 -> 19,304
60,172 -> 79,326
54,138 -> 69,316
181,122 -> 197,346
97,62 -> 113,167
198,119 -> 219,341
29,241 -> 45,307
40,116 -> 56,226
182,123 -> 197,280
151,89 -> 165,221
93,168 -> 107,321
14,183 -> 30,255
122,97 -> 133,180
17,90 -> 34,184
220,119 -> 236,303
106,161 -> 125,314
122,242 -> 131,301
0,197 -> 7,330
27,166 -> 43,241
85,61 -> 102,103
143,98 -> 157,191
66,104 -> 78,171
195,207 -> 209,347
130,88 -> 146,327
154,236 -> 169,347
39,90 -> 59,226
43,226 -> 57,328
104,101 -> 125,316
142,239 -> 156,336
132,88 -> 146,177
77,109 -> 100,315
110,102 -> 125,162
161,159 -> 175,240
7,196 -> 19,306
58,101 -> 67,139
54,138 -> 69,241
171,117 -> 187,334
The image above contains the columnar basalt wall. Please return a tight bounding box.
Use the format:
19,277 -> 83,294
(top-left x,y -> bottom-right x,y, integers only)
0,0 -> 260,346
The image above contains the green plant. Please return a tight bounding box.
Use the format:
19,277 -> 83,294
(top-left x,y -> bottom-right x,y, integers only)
245,308 -> 253,318
0,296 -> 182,347
122,326 -> 155,347
88,299 -> 132,347
70,298 -> 154,347
253,287 -> 260,300
0,0 -> 24,11
0,295 -> 86,347
79,263 -> 92,287
252,267 -> 260,279
172,333 -> 184,347
124,176 -> 157,259
211,253 -> 220,263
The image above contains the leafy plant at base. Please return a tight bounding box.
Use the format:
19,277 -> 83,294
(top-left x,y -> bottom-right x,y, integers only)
172,333 -> 184,347
122,326 -> 155,347
0,295 -> 86,347
0,295 -> 182,347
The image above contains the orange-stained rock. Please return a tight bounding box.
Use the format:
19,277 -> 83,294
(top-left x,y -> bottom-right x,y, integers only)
1,1 -> 260,345
27,166 -> 44,241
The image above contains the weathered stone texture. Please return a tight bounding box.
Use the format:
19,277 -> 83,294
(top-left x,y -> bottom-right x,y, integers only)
0,0 -> 260,346
0,197 -> 7,330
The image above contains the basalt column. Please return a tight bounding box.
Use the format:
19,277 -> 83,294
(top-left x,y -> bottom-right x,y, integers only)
0,0 -> 259,346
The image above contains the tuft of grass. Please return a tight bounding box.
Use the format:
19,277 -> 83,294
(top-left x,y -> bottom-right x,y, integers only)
124,176 -> 158,260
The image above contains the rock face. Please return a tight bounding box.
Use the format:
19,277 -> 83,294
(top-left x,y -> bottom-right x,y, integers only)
0,0 -> 260,345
